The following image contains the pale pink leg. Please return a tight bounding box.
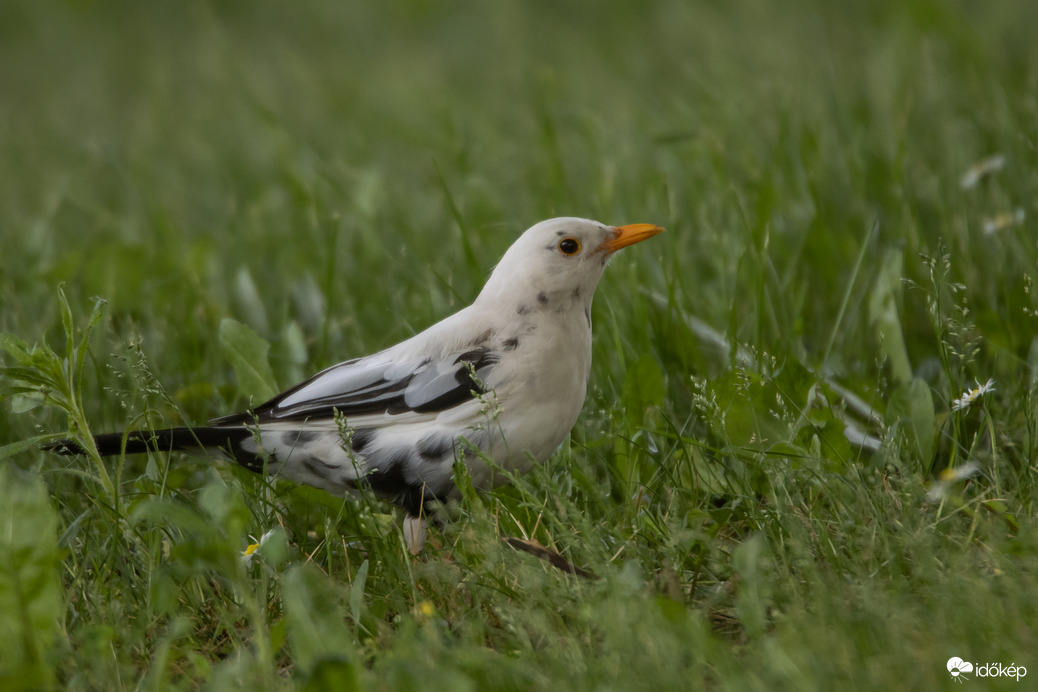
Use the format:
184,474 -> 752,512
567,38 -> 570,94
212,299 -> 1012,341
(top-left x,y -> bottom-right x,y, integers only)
403,515 -> 427,555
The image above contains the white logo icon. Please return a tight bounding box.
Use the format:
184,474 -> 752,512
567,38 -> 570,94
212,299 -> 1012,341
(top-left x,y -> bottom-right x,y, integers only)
947,657 -> 974,682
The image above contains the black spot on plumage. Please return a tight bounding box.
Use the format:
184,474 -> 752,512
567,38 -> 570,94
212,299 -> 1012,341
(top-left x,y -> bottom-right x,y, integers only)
350,428 -> 376,454
416,434 -> 453,461
537,292 -> 549,305
572,286 -> 582,299
453,347 -> 499,370
503,336 -> 519,351
351,456 -> 406,502
516,304 -> 530,316
286,430 -> 320,446
457,351 -> 497,391
349,449 -> 440,516
301,457 -> 328,479
302,454 -> 338,471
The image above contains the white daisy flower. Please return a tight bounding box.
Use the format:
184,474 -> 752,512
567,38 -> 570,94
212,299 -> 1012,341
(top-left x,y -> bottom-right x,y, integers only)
927,461 -> 980,501
950,378 -> 996,412
242,529 -> 277,567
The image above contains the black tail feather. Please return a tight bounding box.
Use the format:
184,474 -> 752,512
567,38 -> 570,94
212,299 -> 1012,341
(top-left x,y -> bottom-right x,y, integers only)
45,427 -> 261,472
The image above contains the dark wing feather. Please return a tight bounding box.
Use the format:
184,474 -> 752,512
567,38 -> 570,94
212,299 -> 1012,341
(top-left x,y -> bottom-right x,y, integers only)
209,348 -> 499,425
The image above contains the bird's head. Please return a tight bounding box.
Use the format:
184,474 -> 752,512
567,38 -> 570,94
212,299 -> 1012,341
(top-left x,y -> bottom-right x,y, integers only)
477,217 -> 664,312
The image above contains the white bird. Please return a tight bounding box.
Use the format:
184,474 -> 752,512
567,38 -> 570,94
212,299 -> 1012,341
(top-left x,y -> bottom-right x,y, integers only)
51,217 -> 663,552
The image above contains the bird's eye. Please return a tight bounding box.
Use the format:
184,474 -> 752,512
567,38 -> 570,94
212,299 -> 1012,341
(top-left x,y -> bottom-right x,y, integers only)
558,238 -> 581,255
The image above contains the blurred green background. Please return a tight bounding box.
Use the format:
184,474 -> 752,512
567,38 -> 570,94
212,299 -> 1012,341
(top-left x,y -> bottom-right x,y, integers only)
1,1 -> 1036,689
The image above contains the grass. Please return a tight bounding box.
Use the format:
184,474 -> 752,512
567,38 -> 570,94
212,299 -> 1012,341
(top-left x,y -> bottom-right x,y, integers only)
1,0 -> 1037,689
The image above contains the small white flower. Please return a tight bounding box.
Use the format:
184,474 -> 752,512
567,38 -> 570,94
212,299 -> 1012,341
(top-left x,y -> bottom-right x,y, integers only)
927,461 -> 980,501
950,378 -> 996,412
982,208 -> 1024,235
938,461 -> 981,483
959,153 -> 1005,189
242,529 -> 277,567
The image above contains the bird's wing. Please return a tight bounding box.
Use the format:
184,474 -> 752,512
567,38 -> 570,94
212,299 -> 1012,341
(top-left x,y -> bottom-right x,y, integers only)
209,346 -> 500,427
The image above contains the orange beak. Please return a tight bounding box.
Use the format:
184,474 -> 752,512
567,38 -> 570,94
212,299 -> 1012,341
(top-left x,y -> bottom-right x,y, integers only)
597,223 -> 665,253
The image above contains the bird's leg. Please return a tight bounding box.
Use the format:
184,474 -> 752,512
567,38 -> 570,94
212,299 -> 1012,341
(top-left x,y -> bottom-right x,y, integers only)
403,514 -> 427,554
